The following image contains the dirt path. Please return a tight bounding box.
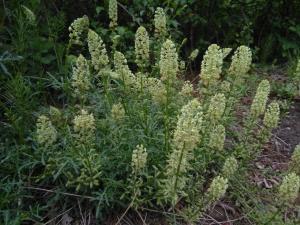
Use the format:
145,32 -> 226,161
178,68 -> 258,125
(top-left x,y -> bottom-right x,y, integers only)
274,100 -> 300,152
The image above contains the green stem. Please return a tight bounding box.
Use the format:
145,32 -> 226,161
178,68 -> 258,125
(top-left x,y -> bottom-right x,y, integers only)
164,80 -> 171,152
172,143 -> 186,205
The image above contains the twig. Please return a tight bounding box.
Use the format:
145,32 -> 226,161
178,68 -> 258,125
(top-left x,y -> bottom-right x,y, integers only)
115,201 -> 133,225
139,206 -> 178,216
117,2 -> 140,26
78,199 -> 86,225
135,209 -> 147,225
24,186 -> 95,200
203,213 -> 222,225
44,207 -> 73,225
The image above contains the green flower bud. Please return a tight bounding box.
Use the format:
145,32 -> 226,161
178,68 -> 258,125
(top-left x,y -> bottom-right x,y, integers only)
179,60 -> 186,71
189,49 -> 199,61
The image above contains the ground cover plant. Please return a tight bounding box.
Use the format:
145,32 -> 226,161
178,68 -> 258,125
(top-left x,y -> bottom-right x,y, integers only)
1,1 -> 300,225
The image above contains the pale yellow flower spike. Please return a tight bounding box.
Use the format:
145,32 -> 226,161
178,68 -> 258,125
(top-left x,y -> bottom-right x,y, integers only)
88,29 -> 109,74
278,173 -> 300,205
250,79 -> 270,118
200,44 -> 223,87
159,39 -> 178,82
109,0 -> 118,28
72,54 -> 91,97
135,26 -> 150,70
154,7 -> 167,38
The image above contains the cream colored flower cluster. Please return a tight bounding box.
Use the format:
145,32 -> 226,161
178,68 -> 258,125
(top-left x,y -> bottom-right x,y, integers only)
68,15 -> 89,45
72,54 -> 91,97
263,101 -> 280,129
111,103 -> 125,122
131,144 -> 148,174
180,81 -> 194,97
278,172 -> 300,205
159,39 -> 178,82
135,26 -> 150,69
209,124 -> 226,151
114,51 -> 135,86
222,156 -> 238,178
206,176 -> 228,203
228,46 -> 252,78
250,79 -> 270,118
88,29 -> 109,74
36,115 -> 57,148
200,44 -> 223,86
109,0 -> 118,28
163,99 -> 202,204
73,109 -> 95,146
207,93 -> 226,123
154,7 -> 167,38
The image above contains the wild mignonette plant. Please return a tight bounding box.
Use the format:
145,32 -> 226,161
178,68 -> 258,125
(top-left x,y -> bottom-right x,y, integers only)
108,0 -> 118,29
27,8 -> 298,224
154,7 -> 167,40
68,15 -> 89,46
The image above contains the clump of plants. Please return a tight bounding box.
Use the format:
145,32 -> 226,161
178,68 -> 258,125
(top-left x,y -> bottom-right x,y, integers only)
2,3 -> 299,224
